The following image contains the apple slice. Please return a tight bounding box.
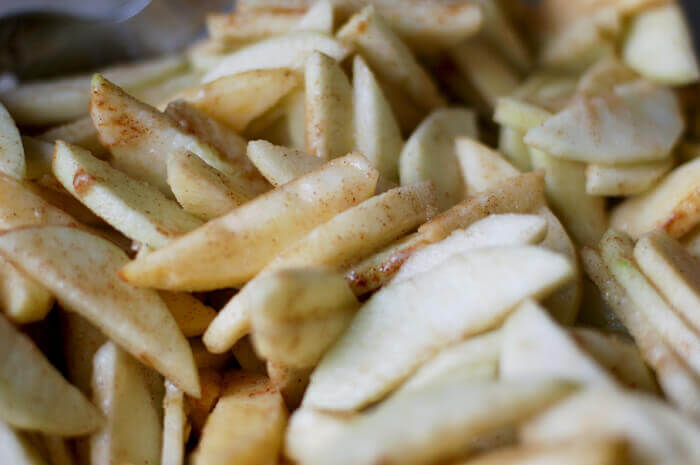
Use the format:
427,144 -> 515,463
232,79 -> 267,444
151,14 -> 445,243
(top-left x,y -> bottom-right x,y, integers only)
191,372 -> 287,465
337,6 -> 445,111
353,55 -> 403,183
296,0 -> 334,33
455,137 -> 520,195
582,246 -> 700,419
399,108 -> 476,211
623,3 -> 699,86
610,158 -> 700,238
501,300 -> 617,386
53,141 -> 203,249
523,388 -> 700,465
525,80 -> 683,164
0,102 -> 25,180
121,153 -> 377,291
601,229 -> 700,375
585,159 -> 673,196
204,31 -> 352,83
634,230 -> 700,333
303,246 -> 574,411
161,381 -> 187,465
0,313 -> 102,435
310,378 -> 573,465
90,342 -> 161,465
304,51 -> 354,160
173,68 -> 299,132
0,226 -> 199,396
247,140 -> 324,187
0,421 -> 49,465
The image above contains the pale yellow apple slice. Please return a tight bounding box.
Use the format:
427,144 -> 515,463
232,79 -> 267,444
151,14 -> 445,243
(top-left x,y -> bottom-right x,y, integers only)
0,226 -> 199,396
191,372 -> 287,465
52,141 -> 203,249
89,342 -> 161,465
585,159 -> 673,196
121,153 -> 378,291
246,140 -> 324,187
161,381 -> 187,465
337,6 -> 445,111
399,108 -> 476,210
204,31 -> 352,83
610,157 -> 700,238
0,313 -> 102,435
304,51 -> 354,160
353,55 -> 403,182
303,246 -> 574,411
0,102 -> 25,180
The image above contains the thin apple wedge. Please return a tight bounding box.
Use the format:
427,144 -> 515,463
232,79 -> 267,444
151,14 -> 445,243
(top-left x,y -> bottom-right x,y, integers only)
601,229 -> 700,375
393,214 -> 547,285
525,81 -> 684,164
623,3 -> 699,86
285,409 -> 352,465
309,378 -> 574,465
38,116 -> 106,158
173,68 -> 299,132
303,246 -> 574,411
0,226 -> 199,396
204,181 -> 436,352
501,299 -> 617,386
610,158 -> 700,238
0,102 -> 25,180
523,388 -> 700,465
90,342 -> 162,465
585,159 -> 673,196
337,6 -> 445,111
0,313 -> 102,435
455,137 -> 520,195
206,10 -> 304,42
576,56 -> 638,97
52,141 -> 203,248
634,230 -> 700,333
0,256 -> 53,324
161,381 -> 187,465
398,330 -> 502,394
158,291 -> 217,338
121,153 -> 378,291
204,31 -> 352,83
304,51 -> 354,160
582,246 -> 700,418
248,268 -> 359,368
399,108 -> 477,210
166,151 -> 253,221
353,55 -> 403,182
90,75 -> 257,196
296,0 -> 334,33
530,148 -> 608,246
246,140 -> 324,187
191,371 -> 287,465
493,97 -> 552,133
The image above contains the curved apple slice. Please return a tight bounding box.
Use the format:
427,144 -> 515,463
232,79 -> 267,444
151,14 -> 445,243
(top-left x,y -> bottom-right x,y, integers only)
0,226 -> 199,397
0,102 -> 25,180
0,313 -> 102,435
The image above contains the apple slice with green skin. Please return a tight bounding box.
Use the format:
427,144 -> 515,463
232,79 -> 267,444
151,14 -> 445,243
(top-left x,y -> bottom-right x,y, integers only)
303,245 -> 574,411
90,342 -> 162,465
121,153 -> 378,292
501,300 -> 617,387
53,141 -> 203,249
634,230 -> 700,333
0,313 -> 102,436
0,226 -> 199,397
601,229 -> 700,376
304,51 -> 354,160
204,31 -> 352,83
